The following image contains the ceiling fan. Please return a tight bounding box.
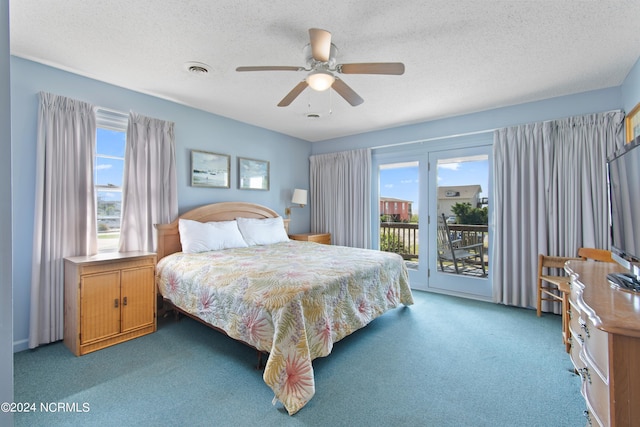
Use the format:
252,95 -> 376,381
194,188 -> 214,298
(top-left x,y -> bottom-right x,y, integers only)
236,28 -> 405,107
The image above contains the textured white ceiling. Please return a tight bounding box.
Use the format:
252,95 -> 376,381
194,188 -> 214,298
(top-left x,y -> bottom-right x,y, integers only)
9,1 -> 640,142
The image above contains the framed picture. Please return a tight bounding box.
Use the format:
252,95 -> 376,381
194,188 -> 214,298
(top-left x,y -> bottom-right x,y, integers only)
238,157 -> 269,190
626,102 -> 640,143
191,150 -> 230,188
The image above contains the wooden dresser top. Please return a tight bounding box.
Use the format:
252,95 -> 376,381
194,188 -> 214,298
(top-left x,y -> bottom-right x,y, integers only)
566,260 -> 640,337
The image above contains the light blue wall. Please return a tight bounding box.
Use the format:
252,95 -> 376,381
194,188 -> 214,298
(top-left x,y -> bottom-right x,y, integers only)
1,0 -> 14,423
11,57 -> 311,352
621,56 -> 640,114
312,87 -> 623,153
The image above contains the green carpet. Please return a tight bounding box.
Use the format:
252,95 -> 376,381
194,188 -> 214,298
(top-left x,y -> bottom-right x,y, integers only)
13,291 -> 585,426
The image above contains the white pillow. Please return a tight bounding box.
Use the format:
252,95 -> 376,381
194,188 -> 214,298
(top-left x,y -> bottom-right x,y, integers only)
236,216 -> 289,246
206,220 -> 249,250
178,219 -> 248,253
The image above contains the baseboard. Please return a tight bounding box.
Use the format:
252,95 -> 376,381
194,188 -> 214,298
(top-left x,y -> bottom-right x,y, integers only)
13,338 -> 29,353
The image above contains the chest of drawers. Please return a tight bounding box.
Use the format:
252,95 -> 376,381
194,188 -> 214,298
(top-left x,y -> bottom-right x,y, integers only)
566,261 -> 640,427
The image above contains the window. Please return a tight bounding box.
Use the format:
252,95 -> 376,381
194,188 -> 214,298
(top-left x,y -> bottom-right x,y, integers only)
95,109 -> 128,252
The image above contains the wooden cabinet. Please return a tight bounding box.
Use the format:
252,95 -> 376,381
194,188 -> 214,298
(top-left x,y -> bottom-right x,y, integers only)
289,232 -> 331,245
64,251 -> 157,356
566,261 -> 640,427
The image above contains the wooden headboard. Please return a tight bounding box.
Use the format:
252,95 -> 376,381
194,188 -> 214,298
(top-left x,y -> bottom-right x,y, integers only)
154,202 -> 290,261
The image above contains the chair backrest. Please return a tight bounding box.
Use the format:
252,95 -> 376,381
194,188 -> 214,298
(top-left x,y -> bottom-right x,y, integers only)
538,254 -> 584,277
577,247 -> 615,263
437,213 -> 455,256
539,255 -> 573,270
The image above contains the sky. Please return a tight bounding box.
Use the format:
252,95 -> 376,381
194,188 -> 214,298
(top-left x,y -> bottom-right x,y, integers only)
379,159 -> 488,214
95,128 -> 125,202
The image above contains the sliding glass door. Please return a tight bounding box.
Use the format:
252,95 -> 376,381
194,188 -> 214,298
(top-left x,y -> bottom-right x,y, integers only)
375,151 -> 427,288
428,146 -> 492,299
373,135 -> 492,298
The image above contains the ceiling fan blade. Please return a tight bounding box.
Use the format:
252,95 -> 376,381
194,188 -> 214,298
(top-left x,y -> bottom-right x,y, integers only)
277,81 -> 309,107
236,66 -> 304,72
338,62 -> 405,75
309,28 -> 332,62
331,78 -> 364,106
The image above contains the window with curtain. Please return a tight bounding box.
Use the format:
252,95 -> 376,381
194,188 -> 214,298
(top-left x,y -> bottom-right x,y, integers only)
95,109 -> 128,252
119,112 -> 178,253
492,111 -> 625,310
310,148 -> 371,248
30,92 -> 98,348
30,100 -> 178,348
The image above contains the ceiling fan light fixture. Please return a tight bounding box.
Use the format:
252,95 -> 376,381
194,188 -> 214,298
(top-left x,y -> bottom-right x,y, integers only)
306,70 -> 335,91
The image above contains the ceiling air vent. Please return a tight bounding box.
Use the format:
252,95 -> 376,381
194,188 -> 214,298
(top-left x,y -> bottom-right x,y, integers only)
184,61 -> 211,75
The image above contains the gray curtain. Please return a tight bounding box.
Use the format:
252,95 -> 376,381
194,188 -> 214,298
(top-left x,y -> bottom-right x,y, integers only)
119,112 -> 178,252
310,148 -> 371,248
29,92 -> 97,348
492,111 -> 625,310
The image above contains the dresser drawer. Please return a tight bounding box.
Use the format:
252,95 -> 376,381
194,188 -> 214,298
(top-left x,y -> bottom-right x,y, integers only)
581,316 -> 609,382
580,352 -> 610,427
568,306 -> 582,367
569,332 -> 583,371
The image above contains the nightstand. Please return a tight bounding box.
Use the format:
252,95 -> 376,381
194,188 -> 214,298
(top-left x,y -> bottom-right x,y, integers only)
289,232 -> 331,245
64,251 -> 157,356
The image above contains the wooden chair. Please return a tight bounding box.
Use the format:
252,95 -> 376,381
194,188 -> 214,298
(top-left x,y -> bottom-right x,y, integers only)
537,254 -> 581,351
437,214 -> 486,276
577,247 -> 614,263
537,248 -> 615,352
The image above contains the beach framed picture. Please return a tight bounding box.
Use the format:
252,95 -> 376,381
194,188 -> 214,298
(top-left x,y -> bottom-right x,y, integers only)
238,157 -> 269,190
191,150 -> 230,188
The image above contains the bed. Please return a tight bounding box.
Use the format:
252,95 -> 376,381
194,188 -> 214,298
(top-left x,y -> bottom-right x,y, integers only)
155,202 -> 414,414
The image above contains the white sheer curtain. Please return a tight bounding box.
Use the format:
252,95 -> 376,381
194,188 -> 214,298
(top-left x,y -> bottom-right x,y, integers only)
29,92 -> 97,348
310,148 -> 371,248
492,111 -> 625,310
119,112 -> 178,252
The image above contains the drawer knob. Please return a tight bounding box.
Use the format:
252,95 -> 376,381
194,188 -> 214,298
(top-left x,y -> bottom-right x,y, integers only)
577,334 -> 584,345
580,322 -> 590,338
578,367 -> 591,384
584,410 -> 592,426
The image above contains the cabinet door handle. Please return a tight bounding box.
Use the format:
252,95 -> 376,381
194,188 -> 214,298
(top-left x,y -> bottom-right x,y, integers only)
123,296 -> 128,306
114,298 -> 119,308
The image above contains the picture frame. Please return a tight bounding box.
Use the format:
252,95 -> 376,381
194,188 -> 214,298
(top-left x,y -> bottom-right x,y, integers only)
625,102 -> 640,143
191,150 -> 230,188
238,157 -> 269,191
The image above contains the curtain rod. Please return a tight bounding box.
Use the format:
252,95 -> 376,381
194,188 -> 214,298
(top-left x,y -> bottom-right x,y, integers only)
371,109 -> 624,151
372,128 -> 495,150
95,106 -> 128,117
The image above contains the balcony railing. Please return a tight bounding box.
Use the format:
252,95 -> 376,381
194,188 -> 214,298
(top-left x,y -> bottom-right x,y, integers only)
380,222 -> 419,260
380,221 -> 489,266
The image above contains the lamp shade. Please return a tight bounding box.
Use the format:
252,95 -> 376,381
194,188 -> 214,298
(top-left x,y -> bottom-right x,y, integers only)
291,189 -> 308,206
305,71 -> 335,91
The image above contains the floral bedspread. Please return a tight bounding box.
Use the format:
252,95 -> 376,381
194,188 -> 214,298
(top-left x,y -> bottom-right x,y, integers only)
155,240 -> 413,414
